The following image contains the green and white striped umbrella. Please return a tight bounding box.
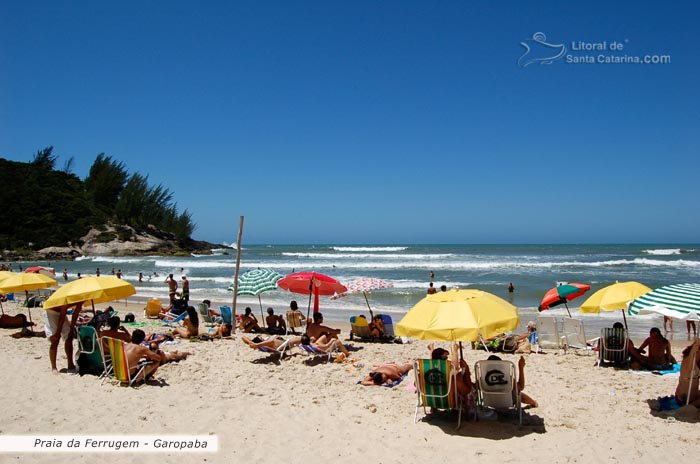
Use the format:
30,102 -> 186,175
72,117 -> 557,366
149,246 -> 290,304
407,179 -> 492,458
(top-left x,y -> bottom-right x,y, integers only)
228,269 -> 283,326
229,269 -> 283,296
627,283 -> 700,320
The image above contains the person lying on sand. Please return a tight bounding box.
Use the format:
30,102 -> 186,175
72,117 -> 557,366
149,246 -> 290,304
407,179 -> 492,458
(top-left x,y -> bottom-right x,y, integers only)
675,339 -> 700,407
0,313 -> 35,329
361,363 -> 413,386
167,306 -> 199,339
210,323 -> 234,339
242,334 -> 302,350
301,333 -> 350,358
148,342 -> 191,364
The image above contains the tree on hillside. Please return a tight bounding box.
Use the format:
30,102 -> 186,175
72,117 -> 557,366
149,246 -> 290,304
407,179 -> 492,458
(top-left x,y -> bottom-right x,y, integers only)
31,146 -> 57,171
84,154 -> 128,213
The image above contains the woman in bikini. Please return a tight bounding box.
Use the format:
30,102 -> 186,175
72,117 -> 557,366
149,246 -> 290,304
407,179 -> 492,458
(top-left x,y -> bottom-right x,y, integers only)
361,362 -> 413,386
168,306 -> 199,339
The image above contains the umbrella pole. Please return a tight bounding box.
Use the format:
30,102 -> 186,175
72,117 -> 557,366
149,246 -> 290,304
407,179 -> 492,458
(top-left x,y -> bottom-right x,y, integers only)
564,302 -> 572,318
258,295 -> 266,328
459,342 -> 464,361
687,334 -> 699,405
621,309 -> 629,332
306,281 -> 313,324
231,216 -> 245,333
25,290 -> 34,334
0,300 -> 4,315
363,292 -> 374,321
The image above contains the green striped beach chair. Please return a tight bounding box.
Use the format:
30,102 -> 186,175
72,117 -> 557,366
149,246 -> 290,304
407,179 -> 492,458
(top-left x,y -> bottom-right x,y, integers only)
413,359 -> 461,428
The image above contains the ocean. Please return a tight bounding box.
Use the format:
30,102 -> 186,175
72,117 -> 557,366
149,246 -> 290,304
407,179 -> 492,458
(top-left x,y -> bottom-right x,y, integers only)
15,244 -> 700,339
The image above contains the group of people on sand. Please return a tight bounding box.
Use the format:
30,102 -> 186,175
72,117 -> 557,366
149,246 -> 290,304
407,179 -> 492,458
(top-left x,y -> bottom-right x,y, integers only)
43,302 -> 192,383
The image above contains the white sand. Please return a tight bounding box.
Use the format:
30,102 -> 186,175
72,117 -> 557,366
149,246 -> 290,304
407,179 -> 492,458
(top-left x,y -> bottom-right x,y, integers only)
1,299 -> 699,463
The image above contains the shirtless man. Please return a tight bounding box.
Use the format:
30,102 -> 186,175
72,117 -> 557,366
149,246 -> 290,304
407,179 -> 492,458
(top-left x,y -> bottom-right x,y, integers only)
165,274 -> 178,306
675,339 -> 700,406
629,327 -> 675,369
361,362 -> 413,386
124,329 -> 162,381
181,276 -> 190,303
46,302 -> 83,374
306,312 -> 341,340
99,316 -> 131,343
265,307 -> 286,335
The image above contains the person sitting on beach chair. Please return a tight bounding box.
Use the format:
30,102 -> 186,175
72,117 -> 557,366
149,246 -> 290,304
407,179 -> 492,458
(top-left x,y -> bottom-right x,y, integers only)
361,362 -> 413,386
483,355 -> 538,408
99,315 -> 132,343
123,329 -> 163,381
369,315 -> 385,338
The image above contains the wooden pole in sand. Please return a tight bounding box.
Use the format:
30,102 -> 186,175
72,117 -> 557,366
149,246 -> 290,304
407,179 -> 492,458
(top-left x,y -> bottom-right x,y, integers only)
231,216 -> 244,332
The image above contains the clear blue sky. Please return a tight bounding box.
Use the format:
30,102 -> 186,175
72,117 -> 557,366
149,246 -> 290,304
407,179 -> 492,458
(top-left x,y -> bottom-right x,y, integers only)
2,1 -> 698,245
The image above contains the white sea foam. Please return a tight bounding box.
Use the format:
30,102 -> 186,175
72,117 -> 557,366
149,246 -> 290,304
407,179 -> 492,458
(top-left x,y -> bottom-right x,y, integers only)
643,248 -> 682,256
331,246 -> 408,252
281,252 -> 457,259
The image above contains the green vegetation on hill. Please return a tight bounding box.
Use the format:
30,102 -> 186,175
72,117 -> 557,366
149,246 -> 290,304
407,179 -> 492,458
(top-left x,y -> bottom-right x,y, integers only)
0,147 -> 195,251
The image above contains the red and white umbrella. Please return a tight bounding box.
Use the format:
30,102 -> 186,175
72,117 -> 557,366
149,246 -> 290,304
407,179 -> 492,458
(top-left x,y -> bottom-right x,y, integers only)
25,266 -> 56,278
331,277 -> 394,319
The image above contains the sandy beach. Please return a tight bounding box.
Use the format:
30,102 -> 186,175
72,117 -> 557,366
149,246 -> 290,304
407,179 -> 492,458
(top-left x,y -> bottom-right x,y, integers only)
1,297 -> 699,464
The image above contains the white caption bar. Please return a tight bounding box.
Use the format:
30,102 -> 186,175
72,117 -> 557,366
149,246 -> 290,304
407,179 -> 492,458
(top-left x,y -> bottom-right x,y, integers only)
0,435 -> 218,453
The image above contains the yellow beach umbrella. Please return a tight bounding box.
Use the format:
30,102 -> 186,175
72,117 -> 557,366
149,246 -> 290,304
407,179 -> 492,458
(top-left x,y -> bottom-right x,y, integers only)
580,281 -> 652,313
580,281 -> 652,329
396,289 -> 519,342
0,271 -> 16,315
44,276 -> 136,310
0,272 -> 58,327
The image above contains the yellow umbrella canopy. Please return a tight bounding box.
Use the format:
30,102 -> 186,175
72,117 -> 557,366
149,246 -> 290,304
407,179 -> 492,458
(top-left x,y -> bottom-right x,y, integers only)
0,272 -> 57,294
396,289 -> 519,342
0,272 -> 58,326
580,281 -> 652,313
0,271 -> 16,282
44,276 -> 136,310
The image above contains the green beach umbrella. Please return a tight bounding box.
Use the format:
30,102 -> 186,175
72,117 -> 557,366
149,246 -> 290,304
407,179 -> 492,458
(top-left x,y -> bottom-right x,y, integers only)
228,269 -> 283,326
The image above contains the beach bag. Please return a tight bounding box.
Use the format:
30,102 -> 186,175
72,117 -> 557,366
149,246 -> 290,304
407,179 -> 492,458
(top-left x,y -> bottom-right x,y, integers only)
124,313 -> 135,323
516,337 -> 531,354
500,335 -> 518,353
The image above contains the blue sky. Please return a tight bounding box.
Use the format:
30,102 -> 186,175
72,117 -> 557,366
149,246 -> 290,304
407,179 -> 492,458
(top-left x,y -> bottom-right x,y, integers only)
1,1 -> 698,245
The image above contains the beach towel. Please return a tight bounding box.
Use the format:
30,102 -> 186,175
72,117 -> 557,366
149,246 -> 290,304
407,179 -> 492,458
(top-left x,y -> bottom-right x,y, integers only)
358,373 -> 407,388
653,364 -> 681,375
649,395 -> 681,411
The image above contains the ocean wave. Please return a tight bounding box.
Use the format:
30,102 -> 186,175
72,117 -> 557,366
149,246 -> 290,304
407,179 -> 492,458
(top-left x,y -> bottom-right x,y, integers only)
75,256 -> 156,264
331,246 -> 408,252
643,248 -> 682,256
281,252 -> 457,259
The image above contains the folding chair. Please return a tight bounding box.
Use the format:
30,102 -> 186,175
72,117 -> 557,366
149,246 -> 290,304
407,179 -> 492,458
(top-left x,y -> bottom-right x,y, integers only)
598,327 -> 629,367
102,336 -> 153,387
349,316 -> 372,341
298,343 -> 336,362
380,314 -> 395,339
475,359 -> 522,425
162,311 -> 187,328
562,318 -> 594,354
537,315 -> 565,350
219,306 -> 232,325
413,358 -> 461,429
197,303 -> 216,326
286,310 -> 305,335
257,338 -> 293,361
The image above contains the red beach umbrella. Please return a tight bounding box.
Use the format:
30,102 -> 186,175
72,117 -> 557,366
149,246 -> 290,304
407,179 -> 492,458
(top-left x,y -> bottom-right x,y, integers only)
25,266 -> 56,277
277,272 -> 347,315
538,282 -> 591,317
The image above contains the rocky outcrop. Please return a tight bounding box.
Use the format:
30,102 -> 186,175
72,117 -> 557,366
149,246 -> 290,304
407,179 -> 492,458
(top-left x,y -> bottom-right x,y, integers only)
3,224 -> 220,261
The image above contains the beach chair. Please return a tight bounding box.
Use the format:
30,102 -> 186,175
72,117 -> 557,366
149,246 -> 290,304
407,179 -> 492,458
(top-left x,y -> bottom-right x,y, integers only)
219,306 -> 232,325
598,327 -> 629,367
286,310 -> 305,335
162,311 -> 187,328
144,298 -> 162,319
380,314 -> 395,339
349,316 -> 372,341
475,359 -> 522,425
197,303 -> 216,326
537,315 -> 565,350
562,318 -> 593,354
76,325 -> 105,375
413,358 -> 461,429
102,336 -> 153,387
298,343 -> 336,362
257,338 -> 293,361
